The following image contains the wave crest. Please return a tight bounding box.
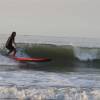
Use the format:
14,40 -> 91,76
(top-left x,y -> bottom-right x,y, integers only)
73,47 -> 100,61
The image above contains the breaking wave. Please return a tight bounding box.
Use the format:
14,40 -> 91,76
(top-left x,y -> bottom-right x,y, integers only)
73,47 -> 100,61
15,43 -> 100,61
0,43 -> 100,66
0,35 -> 100,100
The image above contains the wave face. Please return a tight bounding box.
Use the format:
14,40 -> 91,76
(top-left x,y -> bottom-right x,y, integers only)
0,43 -> 100,66
16,43 -> 100,61
1,35 -> 100,62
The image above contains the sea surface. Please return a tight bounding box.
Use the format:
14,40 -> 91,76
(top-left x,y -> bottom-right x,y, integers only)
0,35 -> 100,100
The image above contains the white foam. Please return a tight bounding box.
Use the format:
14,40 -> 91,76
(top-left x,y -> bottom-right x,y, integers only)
0,71 -> 98,99
0,86 -> 99,100
0,54 -> 18,66
0,71 -> 99,88
73,47 -> 100,61
15,48 -> 29,57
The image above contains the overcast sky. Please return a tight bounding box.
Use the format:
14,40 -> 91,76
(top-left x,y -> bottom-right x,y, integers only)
0,0 -> 99,38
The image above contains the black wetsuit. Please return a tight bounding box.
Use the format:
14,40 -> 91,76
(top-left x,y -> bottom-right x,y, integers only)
6,36 -> 16,54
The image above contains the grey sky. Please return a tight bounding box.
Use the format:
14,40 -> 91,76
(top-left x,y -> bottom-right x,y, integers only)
0,0 -> 99,37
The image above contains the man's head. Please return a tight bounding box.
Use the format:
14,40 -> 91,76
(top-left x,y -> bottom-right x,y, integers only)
11,32 -> 16,37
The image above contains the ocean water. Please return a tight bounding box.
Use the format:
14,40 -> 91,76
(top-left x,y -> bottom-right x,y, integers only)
0,35 -> 100,100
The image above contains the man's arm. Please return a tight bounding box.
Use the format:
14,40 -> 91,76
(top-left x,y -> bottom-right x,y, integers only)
13,38 -> 16,48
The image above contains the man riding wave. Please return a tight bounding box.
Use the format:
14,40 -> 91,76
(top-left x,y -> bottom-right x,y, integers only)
6,32 -> 16,57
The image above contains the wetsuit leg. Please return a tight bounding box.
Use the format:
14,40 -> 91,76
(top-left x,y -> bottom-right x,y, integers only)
6,46 -> 16,56
13,47 -> 16,56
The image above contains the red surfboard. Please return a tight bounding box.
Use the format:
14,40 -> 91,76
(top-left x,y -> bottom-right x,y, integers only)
14,57 -> 51,62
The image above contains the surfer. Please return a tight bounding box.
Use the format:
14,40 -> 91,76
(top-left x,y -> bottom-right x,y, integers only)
6,32 -> 16,57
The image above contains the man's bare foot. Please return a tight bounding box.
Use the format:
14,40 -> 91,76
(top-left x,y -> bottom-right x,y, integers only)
8,53 -> 15,58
